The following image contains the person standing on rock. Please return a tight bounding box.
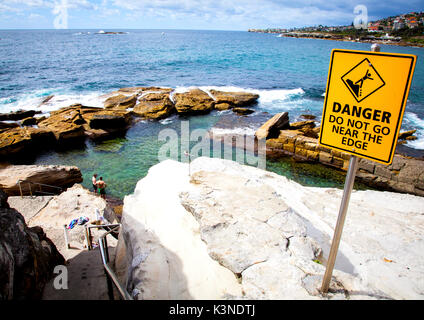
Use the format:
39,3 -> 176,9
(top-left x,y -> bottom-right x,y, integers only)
96,177 -> 107,199
92,174 -> 98,193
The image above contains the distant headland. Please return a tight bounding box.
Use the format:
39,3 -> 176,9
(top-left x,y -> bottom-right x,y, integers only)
249,11 -> 424,47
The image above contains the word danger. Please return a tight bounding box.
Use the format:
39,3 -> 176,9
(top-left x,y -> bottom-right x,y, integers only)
329,102 -> 391,151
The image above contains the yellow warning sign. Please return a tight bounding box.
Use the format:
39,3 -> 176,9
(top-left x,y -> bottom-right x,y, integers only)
319,49 -> 416,165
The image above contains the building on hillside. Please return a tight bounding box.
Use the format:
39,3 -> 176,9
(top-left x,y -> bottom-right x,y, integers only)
393,18 -> 405,30
367,22 -> 380,32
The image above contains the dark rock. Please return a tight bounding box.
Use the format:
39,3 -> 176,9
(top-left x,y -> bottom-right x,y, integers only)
0,206 -> 65,299
233,107 -> 255,115
0,188 -> 8,208
398,130 -> 416,140
21,117 -> 37,126
300,114 -> 317,120
89,114 -> 128,130
0,110 -> 39,121
0,121 -> 19,133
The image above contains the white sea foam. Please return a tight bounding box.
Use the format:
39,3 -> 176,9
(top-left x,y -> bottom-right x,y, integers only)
403,112 -> 424,150
170,85 -> 305,105
209,127 -> 257,136
0,89 -> 105,114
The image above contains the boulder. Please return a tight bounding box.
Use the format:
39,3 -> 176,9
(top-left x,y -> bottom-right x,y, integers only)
0,110 -> 38,121
37,107 -> 87,143
133,93 -> 175,120
104,94 -> 137,109
0,165 -> 82,196
117,158 -> 424,300
289,120 -> 316,130
85,109 -> 131,130
214,103 -> 232,111
255,112 -> 289,140
0,190 -> 64,300
398,130 -> 417,140
232,107 -> 255,115
173,89 -> 215,114
209,90 -> 259,107
0,127 -> 55,158
21,117 -> 36,126
300,114 -> 317,120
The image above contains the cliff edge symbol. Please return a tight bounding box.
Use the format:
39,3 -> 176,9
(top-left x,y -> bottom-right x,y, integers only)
341,58 -> 385,103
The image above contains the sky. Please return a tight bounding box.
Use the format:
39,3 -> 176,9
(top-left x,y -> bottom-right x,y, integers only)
0,0 -> 423,30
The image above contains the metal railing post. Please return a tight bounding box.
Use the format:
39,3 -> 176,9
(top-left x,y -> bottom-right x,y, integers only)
18,181 -> 23,198
63,224 -> 70,250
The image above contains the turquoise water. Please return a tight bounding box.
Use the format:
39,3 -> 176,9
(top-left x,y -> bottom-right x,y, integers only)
1,30 -> 423,198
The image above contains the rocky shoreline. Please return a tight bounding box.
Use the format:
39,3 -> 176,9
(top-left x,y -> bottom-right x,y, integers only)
0,86 -> 259,161
254,112 -> 424,197
249,30 -> 424,48
1,86 -> 423,198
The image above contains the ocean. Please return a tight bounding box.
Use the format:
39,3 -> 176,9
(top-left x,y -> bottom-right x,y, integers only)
1,29 -> 423,198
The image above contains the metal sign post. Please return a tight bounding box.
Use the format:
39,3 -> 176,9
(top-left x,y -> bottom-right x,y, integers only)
320,44 -> 416,294
320,155 -> 358,293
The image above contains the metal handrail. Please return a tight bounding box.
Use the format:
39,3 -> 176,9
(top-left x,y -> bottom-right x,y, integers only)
97,225 -> 133,300
17,179 -> 63,197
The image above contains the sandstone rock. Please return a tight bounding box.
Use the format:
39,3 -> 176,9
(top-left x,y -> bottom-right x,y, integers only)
173,89 -> 215,114
232,107 -> 255,115
209,90 -> 259,107
289,120 -> 316,130
133,93 -> 175,120
117,158 -> 424,299
38,107 -> 87,142
398,130 -> 416,140
104,94 -> 137,109
0,165 -> 82,196
255,112 -> 289,140
0,190 -> 64,300
0,127 -> 55,158
214,103 -> 232,111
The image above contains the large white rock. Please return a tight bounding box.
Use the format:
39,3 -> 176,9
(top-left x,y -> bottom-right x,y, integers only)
117,157 -> 424,300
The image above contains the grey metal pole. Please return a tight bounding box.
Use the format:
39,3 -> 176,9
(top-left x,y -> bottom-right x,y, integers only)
321,155 -> 358,294
320,43 -> 380,295
63,224 -> 70,250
